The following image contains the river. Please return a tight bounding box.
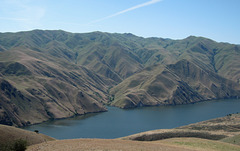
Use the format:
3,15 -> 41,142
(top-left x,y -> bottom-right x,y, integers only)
23,99 -> 240,139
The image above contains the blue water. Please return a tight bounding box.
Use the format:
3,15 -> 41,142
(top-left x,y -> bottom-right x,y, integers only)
23,99 -> 240,139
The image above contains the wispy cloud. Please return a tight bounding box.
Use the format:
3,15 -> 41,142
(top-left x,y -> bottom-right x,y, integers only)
90,0 -> 163,24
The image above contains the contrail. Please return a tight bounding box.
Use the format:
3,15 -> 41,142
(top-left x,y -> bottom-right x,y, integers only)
90,0 -> 163,24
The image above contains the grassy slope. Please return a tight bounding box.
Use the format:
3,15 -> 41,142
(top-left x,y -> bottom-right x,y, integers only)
160,138 -> 240,151
0,124 -> 54,147
27,139 -> 196,151
178,113 -> 240,146
122,113 -> 240,142
221,134 -> 240,146
26,138 -> 240,151
177,113 -> 240,132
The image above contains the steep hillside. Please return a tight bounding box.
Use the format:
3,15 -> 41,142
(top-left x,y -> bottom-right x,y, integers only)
0,47 -> 113,126
0,30 -> 144,81
110,60 -> 240,108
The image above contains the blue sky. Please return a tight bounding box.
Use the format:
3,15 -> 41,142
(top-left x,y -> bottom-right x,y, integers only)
0,0 -> 240,44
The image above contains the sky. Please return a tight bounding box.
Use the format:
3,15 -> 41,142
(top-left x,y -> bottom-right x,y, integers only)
0,0 -> 240,44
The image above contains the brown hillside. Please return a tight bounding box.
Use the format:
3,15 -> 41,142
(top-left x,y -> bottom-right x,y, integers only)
0,47 -> 112,126
110,60 -> 240,108
0,124 -> 54,148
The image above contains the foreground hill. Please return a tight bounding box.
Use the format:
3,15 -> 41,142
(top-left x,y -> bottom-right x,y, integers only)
0,30 -> 240,126
27,138 -> 240,151
0,124 -> 54,150
122,113 -> 240,142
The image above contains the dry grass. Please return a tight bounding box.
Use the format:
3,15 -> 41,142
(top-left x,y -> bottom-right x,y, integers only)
159,137 -> 240,151
0,124 -> 55,147
177,113 -> 240,140
122,113 -> 240,142
27,138 -> 196,151
178,113 -> 240,133
221,134 -> 240,146
27,138 -> 240,151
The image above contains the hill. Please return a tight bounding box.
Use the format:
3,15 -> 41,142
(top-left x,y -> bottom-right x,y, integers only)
0,46 -> 112,126
0,124 -> 54,150
110,60 -> 240,108
26,138 -> 240,151
122,113 -> 240,142
0,30 -> 240,126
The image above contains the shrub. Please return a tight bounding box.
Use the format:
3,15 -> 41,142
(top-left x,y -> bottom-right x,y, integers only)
12,139 -> 27,151
0,139 -> 27,151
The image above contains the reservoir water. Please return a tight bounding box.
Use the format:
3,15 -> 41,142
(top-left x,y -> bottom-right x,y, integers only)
23,99 -> 240,139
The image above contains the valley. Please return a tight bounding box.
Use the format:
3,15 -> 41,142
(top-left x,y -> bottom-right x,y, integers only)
0,30 -> 240,126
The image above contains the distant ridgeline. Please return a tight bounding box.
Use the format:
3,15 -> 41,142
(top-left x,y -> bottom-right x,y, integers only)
0,30 -> 240,126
